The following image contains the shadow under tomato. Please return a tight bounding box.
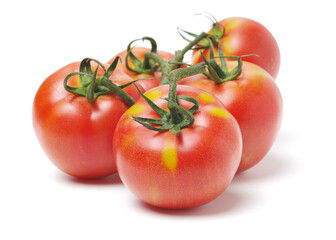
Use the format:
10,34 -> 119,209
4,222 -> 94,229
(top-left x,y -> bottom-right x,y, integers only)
233,132 -> 300,184
136,186 -> 260,217
55,172 -> 123,185
233,153 -> 296,184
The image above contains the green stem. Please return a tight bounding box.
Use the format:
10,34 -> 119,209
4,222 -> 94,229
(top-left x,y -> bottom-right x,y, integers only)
144,52 -> 170,85
167,65 -> 207,124
97,77 -> 136,106
143,52 -> 167,70
171,32 -> 208,70
144,32 -> 209,85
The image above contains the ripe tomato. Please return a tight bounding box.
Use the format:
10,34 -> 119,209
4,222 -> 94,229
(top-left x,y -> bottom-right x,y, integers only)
107,47 -> 174,91
33,61 -> 144,178
180,61 -> 283,173
192,17 -> 280,79
113,85 -> 242,209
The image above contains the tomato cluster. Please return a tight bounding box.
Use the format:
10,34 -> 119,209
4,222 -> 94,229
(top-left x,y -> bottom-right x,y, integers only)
33,15 -> 282,209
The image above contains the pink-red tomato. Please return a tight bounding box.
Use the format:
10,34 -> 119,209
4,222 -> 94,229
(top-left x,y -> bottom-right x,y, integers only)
180,61 -> 283,173
33,62 -> 144,178
107,47 -> 175,91
192,17 -> 280,79
113,85 -> 242,209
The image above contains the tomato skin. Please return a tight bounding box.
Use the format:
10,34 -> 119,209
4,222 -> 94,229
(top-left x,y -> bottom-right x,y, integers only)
107,47 -> 174,91
33,62 -> 143,178
192,17 -> 280,79
180,61 -> 283,173
113,85 -> 242,209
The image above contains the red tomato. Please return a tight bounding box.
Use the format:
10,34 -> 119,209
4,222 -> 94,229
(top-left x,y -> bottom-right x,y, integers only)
33,61 -> 144,178
192,17 -> 280,79
180,61 -> 283,173
113,85 -> 242,209
107,47 -> 174,91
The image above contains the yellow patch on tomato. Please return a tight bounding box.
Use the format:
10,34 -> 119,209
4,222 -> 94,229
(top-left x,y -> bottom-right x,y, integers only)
162,142 -> 178,171
125,103 -> 146,115
199,92 -> 215,103
208,107 -> 230,119
145,89 -> 162,101
246,70 -> 267,93
225,18 -> 243,32
222,35 -> 234,55
250,70 -> 269,78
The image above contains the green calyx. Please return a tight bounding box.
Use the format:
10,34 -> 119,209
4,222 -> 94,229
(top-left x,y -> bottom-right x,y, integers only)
125,37 -> 160,75
178,13 -> 225,49
202,39 -> 257,84
131,86 -> 199,136
131,65 -> 207,136
63,57 -> 135,106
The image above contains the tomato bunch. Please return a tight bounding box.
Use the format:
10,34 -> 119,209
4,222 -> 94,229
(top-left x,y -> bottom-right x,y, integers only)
33,15 -> 282,209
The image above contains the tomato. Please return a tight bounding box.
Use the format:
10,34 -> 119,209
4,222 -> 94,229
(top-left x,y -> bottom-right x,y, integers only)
192,17 -> 280,79
113,85 -> 242,209
107,47 -> 174,91
33,60 -> 144,178
180,61 -> 283,173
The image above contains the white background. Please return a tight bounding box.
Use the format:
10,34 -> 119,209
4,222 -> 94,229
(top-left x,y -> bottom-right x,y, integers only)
1,0 -> 335,239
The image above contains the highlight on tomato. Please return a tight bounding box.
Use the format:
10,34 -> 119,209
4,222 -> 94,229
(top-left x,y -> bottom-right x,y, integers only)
113,64 -> 243,209
181,14 -> 280,79
180,44 -> 283,173
32,57 -> 144,178
107,37 -> 175,91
